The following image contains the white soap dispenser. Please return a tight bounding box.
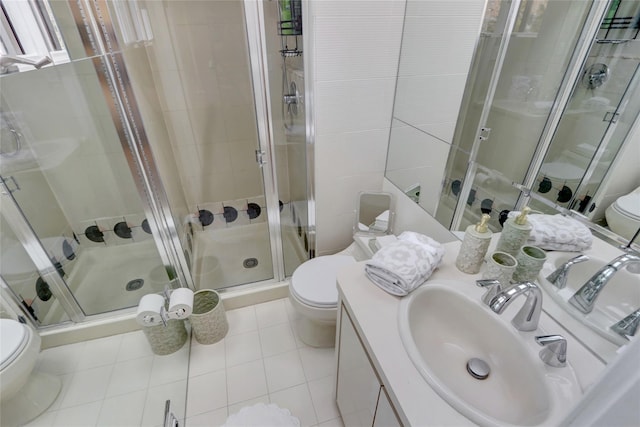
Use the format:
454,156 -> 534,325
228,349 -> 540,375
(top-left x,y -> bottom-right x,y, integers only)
456,213 -> 493,274
496,206 -> 533,257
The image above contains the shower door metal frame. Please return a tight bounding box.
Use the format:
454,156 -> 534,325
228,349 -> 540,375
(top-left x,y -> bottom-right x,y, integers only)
243,0 -> 286,282
68,0 -> 194,290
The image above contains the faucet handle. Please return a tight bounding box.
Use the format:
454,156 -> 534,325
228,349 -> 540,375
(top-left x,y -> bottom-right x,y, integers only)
476,279 -> 501,306
535,335 -> 567,367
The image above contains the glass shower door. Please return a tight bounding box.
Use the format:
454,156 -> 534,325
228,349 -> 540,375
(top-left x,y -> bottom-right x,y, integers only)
0,57 -> 172,319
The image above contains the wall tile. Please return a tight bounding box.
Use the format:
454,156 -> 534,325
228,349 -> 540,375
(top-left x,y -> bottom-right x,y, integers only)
314,16 -> 404,81
315,79 -> 396,135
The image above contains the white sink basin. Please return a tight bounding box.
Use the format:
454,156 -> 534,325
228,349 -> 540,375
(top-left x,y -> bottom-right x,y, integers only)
399,282 -> 581,426
540,254 -> 640,346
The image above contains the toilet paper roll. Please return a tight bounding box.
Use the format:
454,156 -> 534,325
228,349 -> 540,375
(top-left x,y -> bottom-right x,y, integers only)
168,288 -> 194,318
136,293 -> 165,326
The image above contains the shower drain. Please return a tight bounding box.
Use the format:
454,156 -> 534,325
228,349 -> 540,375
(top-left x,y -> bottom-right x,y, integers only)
126,278 -> 145,291
243,258 -> 259,269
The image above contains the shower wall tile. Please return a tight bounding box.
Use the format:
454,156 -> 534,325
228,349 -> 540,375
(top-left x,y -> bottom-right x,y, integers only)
313,0 -> 406,17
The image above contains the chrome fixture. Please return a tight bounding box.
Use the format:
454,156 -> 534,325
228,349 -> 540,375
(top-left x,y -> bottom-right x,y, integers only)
569,253 -> 640,314
488,281 -> 543,331
582,63 -> 609,90
546,254 -> 589,289
610,308 -> 640,339
535,335 -> 567,367
476,279 -> 502,306
0,55 -> 52,74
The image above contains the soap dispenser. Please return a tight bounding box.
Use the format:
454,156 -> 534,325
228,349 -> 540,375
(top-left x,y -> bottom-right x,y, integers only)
456,213 -> 493,274
496,206 -> 532,257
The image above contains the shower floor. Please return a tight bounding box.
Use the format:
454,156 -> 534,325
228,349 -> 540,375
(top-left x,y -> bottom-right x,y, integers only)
192,222 -> 306,290
44,239 -> 168,323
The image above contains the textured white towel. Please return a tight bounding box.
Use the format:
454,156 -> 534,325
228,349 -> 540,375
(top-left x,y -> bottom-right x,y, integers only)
508,212 -> 592,251
365,233 -> 445,296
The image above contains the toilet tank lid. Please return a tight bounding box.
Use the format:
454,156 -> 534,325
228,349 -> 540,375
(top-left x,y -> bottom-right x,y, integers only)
291,255 -> 356,306
617,191 -> 640,218
0,319 -> 28,367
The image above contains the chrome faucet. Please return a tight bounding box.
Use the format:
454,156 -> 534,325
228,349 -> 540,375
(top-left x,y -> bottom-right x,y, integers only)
569,253 -> 640,314
488,281 -> 543,331
546,254 -> 589,289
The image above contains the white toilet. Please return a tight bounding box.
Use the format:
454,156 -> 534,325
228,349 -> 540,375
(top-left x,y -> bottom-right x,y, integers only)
605,186 -> 640,241
289,192 -> 395,347
0,318 -> 61,426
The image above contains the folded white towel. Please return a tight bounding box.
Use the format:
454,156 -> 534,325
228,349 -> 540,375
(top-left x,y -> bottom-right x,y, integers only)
365,233 -> 445,296
508,212 -> 592,251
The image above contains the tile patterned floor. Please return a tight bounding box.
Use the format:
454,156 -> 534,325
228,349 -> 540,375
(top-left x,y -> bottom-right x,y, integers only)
24,298 -> 344,427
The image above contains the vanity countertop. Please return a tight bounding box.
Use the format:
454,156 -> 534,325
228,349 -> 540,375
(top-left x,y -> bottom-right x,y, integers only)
336,239 -> 609,426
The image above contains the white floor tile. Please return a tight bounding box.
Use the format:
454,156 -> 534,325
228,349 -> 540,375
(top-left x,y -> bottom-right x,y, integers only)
187,407 -> 229,427
308,376 -> 340,423
106,355 -> 154,397
226,359 -> 268,404
97,389 -> 146,426
186,370 -> 227,417
225,330 -> 262,367
299,347 -> 336,381
148,347 -> 190,387
37,342 -> 85,375
51,401 -> 101,427
255,298 -> 289,328
22,410 -> 57,427
47,373 -> 72,411
259,323 -> 297,357
269,383 -> 318,427
117,330 -> 156,361
284,297 -> 299,322
226,306 -> 258,335
75,334 -> 123,370
264,350 -> 306,393
59,365 -> 113,408
317,416 -> 345,427
189,339 -> 226,377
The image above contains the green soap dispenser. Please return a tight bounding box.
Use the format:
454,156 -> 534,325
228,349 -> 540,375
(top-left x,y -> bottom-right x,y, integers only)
456,214 -> 493,274
496,206 -> 532,257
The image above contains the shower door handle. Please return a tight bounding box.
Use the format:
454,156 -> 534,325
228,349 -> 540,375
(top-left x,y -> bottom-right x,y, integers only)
255,150 -> 267,167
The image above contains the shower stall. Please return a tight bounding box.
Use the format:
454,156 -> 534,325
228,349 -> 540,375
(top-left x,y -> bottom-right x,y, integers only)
0,0 -> 310,331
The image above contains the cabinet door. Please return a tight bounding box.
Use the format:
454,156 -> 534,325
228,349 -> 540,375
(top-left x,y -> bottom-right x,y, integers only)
336,305 -> 380,427
373,386 -> 402,427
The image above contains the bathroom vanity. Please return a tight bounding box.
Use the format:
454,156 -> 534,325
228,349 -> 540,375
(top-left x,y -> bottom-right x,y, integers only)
334,238 -> 631,426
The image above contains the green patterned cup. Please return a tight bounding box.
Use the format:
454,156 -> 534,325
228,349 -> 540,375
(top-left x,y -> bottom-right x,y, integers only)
513,245 -> 547,282
482,251 -> 518,287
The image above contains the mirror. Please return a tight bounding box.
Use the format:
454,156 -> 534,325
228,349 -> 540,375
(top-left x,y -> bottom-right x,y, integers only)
386,0 -> 640,242
356,192 -> 394,235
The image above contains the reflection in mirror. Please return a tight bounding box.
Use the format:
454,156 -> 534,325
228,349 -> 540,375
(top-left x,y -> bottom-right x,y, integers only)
356,192 -> 393,235
386,0 -> 640,245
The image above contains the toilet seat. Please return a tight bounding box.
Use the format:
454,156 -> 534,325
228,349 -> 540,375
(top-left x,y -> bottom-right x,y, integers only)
290,255 -> 355,308
614,191 -> 640,221
1,319 -> 29,371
